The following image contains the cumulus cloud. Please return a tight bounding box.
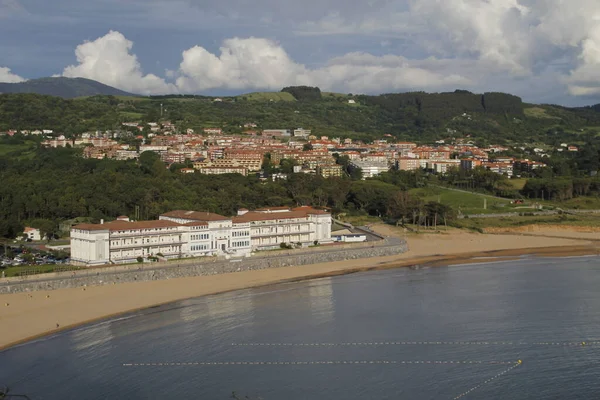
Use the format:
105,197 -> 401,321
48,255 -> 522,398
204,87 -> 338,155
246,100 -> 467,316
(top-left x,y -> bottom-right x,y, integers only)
175,37 -> 313,92
61,30 -> 176,95
56,31 -> 470,95
9,0 -> 600,103
0,66 -> 25,83
565,24 -> 600,96
173,37 -> 471,93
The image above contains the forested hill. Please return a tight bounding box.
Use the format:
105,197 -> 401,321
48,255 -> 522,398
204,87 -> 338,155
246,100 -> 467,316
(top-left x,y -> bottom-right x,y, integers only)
0,77 -> 135,99
2,87 -> 600,144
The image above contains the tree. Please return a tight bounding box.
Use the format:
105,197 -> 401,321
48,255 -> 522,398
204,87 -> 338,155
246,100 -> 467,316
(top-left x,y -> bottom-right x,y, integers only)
30,219 -> 59,242
386,191 -> 421,225
139,151 -> 161,173
303,143 -> 313,151
280,158 -> 297,174
349,166 -> 363,181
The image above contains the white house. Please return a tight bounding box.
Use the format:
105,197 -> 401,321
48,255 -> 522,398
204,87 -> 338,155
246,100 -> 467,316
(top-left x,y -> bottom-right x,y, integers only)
23,227 -> 41,241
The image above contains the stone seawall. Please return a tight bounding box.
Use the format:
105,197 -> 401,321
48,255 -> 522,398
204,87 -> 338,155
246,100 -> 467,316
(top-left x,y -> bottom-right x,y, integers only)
0,241 -> 407,294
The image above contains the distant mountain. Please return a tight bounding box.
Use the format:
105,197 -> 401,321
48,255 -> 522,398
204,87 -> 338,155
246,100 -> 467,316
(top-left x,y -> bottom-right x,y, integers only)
0,77 -> 136,99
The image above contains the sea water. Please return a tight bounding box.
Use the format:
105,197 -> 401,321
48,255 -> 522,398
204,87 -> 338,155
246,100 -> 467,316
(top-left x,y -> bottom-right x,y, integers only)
2,256 -> 600,399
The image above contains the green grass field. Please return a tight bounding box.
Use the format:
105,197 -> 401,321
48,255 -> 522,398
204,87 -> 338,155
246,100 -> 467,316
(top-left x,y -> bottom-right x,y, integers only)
507,178 -> 527,190
238,92 -> 296,102
2,264 -> 81,277
0,141 -> 37,159
118,111 -> 144,120
409,187 -> 514,214
0,143 -> 29,155
336,214 -> 381,226
524,107 -> 560,119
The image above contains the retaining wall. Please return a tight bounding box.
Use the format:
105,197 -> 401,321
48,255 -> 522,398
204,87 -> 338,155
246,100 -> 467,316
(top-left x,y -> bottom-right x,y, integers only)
0,240 -> 407,294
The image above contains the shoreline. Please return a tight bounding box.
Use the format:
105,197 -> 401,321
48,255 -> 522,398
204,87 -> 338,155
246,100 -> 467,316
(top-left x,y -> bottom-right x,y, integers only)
2,233 -> 599,352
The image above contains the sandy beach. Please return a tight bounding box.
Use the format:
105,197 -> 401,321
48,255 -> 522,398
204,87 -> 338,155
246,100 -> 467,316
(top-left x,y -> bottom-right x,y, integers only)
1,226 -> 599,351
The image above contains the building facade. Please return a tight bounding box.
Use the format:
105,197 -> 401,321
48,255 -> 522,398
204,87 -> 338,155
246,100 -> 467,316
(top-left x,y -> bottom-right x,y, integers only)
71,207 -> 332,266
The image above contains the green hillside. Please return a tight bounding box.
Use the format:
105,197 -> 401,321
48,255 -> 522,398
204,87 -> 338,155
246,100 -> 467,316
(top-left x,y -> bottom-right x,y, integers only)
239,92 -> 296,102
2,87 -> 600,144
0,77 -> 135,99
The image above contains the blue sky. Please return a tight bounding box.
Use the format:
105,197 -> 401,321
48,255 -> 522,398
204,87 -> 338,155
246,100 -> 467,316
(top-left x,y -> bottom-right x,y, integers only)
2,0 -> 600,106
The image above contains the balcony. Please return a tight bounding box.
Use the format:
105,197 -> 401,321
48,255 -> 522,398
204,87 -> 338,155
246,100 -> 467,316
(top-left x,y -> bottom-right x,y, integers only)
110,241 -> 185,250
251,230 -> 313,238
110,231 -> 181,238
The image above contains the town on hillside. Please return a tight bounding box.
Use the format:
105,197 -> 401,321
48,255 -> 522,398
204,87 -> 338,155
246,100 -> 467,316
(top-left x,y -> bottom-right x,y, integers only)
14,123 -> 582,180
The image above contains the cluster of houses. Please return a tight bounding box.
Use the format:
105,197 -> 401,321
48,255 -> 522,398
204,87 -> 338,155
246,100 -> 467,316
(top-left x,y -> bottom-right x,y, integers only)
7,122 -> 564,178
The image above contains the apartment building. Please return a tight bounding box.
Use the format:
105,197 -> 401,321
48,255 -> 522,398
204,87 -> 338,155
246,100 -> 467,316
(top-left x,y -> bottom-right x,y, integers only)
398,157 -> 428,171
427,160 -> 461,174
514,159 -> 547,172
195,165 -> 249,176
316,164 -> 343,178
460,158 -> 483,170
349,160 -> 389,178
71,207 -> 332,265
482,162 -> 514,177
223,149 -> 264,171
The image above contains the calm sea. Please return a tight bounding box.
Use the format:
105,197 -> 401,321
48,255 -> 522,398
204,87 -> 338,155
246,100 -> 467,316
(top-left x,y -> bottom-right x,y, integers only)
2,256 -> 600,399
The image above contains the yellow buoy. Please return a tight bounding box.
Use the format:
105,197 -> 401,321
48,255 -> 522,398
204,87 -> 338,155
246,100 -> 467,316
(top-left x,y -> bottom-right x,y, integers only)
518,360 -> 522,364
582,342 -> 586,346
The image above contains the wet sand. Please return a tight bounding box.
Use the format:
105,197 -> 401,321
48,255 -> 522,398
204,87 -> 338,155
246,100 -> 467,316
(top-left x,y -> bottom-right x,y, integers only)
1,228 -> 599,351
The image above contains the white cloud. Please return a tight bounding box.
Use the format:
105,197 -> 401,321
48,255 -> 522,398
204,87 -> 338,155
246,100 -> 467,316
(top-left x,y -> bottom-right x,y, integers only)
0,66 -> 25,83
173,37 -> 471,94
175,37 -> 313,92
57,32 -> 469,95
61,30 -> 176,95
566,23 -> 600,96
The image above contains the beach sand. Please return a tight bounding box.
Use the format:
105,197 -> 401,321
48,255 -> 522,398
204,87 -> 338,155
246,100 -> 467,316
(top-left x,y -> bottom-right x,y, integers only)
1,227 -> 599,351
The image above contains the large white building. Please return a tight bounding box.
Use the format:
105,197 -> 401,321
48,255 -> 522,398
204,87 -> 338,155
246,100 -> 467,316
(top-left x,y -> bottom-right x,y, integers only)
71,207 -> 332,266
349,160 -> 390,178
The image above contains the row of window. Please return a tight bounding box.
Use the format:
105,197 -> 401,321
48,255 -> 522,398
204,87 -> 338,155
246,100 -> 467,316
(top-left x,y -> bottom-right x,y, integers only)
191,234 -> 210,241
232,231 -> 250,237
111,238 -> 179,246
191,244 -> 209,251
232,241 -> 250,247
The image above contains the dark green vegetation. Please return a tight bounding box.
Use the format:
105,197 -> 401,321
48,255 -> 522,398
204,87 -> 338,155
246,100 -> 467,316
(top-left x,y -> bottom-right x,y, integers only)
3,87 -> 600,143
0,77 -> 135,99
0,143 -> 430,238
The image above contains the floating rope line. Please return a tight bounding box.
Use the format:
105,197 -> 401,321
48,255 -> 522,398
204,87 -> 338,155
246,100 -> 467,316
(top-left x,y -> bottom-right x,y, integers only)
452,360 -> 522,400
231,341 -> 597,347
122,360 -> 516,367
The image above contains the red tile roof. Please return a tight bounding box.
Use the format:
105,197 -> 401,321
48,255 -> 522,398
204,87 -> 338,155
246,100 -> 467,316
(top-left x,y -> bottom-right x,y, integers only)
233,207 -> 329,223
160,210 -> 229,221
73,220 -> 180,232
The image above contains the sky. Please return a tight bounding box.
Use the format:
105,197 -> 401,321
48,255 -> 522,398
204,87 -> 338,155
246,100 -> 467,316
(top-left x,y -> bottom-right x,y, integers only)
2,0 -> 600,106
